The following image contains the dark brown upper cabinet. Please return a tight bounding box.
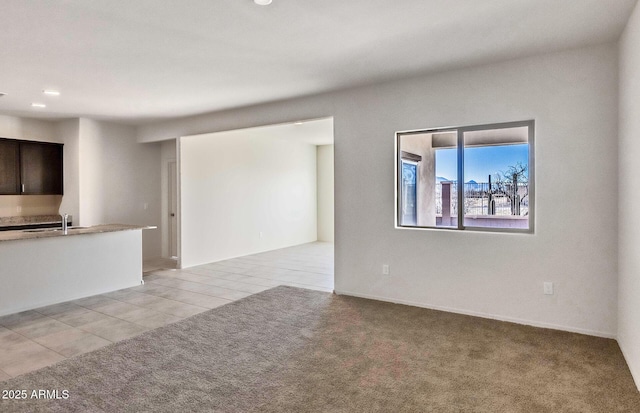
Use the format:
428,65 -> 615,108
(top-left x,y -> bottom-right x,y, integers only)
0,140 -> 20,195
20,141 -> 63,195
0,138 -> 63,195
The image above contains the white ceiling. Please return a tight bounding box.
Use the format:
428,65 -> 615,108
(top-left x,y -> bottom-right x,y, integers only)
0,0 -> 636,124
187,117 -> 334,146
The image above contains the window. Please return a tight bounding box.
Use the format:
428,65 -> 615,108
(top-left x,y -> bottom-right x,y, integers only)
395,120 -> 534,232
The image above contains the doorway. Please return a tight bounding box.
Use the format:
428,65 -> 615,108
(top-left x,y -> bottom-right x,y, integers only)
176,117 -> 334,289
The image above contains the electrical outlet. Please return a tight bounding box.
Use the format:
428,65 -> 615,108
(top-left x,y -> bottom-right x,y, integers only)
16,206 -> 22,213
543,282 -> 554,295
382,264 -> 390,275
259,232 -> 264,239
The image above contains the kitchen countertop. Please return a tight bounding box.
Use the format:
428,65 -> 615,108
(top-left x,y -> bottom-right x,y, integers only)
0,224 -> 156,242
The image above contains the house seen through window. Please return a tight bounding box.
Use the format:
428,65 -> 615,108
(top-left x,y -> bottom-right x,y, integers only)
396,120 -> 534,232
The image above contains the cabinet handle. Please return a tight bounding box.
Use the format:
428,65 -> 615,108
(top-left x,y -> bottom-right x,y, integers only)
21,184 -> 25,193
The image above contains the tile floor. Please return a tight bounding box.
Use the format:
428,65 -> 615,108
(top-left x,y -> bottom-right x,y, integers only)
0,242 -> 333,381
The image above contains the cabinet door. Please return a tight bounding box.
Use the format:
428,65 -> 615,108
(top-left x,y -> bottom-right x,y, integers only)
0,139 -> 20,195
20,142 -> 63,195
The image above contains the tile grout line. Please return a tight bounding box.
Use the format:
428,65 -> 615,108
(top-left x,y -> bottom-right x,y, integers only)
200,264 -> 332,277
143,278 -> 253,299
0,316 -> 71,362
130,284 -> 228,308
147,275 -> 330,295
152,269 -> 330,291
28,300 -> 173,345
30,309 -> 119,350
74,295 -> 208,326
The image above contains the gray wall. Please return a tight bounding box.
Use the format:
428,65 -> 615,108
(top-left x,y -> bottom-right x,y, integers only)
139,43 -> 619,337
618,0 -> 640,391
78,119 -> 162,259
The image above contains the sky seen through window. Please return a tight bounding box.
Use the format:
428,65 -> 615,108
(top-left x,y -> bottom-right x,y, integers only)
435,144 -> 528,183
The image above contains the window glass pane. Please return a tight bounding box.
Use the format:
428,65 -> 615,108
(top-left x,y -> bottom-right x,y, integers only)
462,126 -> 529,229
400,161 -> 417,225
397,130 -> 458,228
434,146 -> 457,228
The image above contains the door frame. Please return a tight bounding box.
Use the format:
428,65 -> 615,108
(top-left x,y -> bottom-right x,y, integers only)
168,160 -> 178,259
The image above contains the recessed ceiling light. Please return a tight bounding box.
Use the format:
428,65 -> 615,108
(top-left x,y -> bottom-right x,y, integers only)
43,89 -> 60,96
294,121 -> 303,125
254,0 -> 272,5
31,103 -> 46,108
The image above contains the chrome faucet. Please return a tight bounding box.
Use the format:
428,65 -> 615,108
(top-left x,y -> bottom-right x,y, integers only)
62,214 -> 68,234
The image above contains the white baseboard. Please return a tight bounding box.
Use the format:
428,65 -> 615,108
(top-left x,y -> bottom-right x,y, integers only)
333,289 -> 616,339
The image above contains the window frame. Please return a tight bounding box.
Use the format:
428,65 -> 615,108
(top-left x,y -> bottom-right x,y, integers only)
394,120 -> 535,234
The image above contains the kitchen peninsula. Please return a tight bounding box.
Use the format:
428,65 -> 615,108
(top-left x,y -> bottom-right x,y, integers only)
0,224 -> 154,316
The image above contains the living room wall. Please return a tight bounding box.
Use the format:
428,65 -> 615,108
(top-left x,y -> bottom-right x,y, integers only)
618,0 -> 640,391
139,43 -> 619,338
179,128 -> 318,268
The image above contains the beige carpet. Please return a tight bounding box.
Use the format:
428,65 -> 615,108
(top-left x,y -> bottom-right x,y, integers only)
0,286 -> 638,412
